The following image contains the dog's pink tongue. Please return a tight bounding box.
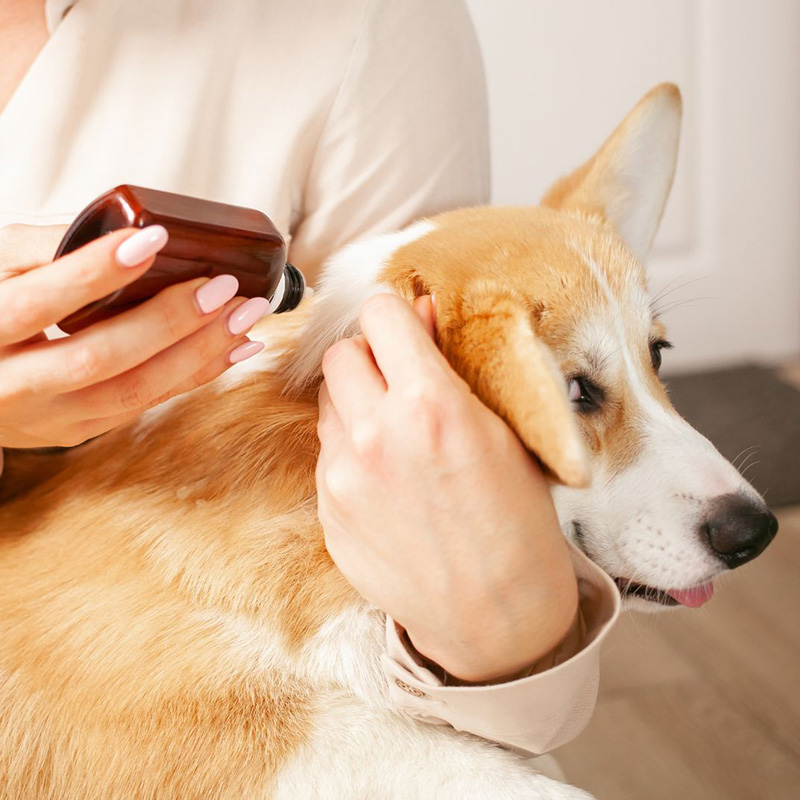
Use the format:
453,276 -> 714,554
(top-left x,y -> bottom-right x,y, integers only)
667,581 -> 715,608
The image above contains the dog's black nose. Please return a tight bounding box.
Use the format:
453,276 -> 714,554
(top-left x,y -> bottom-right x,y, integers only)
701,493 -> 778,568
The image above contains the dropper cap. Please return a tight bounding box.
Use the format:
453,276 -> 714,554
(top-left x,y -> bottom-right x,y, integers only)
269,263 -> 307,313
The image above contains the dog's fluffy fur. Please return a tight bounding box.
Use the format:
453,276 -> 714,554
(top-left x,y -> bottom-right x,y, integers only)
0,84 -> 771,799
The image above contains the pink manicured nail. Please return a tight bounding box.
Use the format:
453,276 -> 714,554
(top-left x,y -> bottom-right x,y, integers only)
115,225 -> 169,267
195,275 -> 239,314
227,297 -> 271,335
229,340 -> 265,364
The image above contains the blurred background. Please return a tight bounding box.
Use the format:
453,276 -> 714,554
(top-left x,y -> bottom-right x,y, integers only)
463,1 -> 800,798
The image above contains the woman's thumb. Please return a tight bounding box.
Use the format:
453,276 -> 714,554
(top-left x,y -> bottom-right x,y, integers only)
411,294 -> 436,340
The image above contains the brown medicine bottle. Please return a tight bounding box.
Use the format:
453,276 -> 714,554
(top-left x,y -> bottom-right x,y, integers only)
55,185 -> 306,334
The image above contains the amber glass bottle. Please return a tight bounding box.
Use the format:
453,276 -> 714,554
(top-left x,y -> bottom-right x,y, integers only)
55,185 -> 305,334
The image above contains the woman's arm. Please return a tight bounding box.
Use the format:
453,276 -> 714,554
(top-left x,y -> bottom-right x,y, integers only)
287,0 -> 489,285
318,294 -> 580,680
318,294 -> 621,754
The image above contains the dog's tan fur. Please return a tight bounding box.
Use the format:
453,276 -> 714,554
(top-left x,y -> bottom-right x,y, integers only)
0,85 -> 688,799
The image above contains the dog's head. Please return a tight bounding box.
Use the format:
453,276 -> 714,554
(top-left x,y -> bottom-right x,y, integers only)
288,83 -> 777,611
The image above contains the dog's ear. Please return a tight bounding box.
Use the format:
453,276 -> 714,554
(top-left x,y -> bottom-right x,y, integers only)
438,281 -> 590,488
542,83 -> 682,262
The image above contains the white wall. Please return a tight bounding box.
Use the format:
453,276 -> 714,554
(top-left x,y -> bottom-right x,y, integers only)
465,0 -> 800,373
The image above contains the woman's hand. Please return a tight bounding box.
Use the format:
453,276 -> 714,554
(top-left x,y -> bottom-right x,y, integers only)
0,224 -> 268,451
316,293 -> 579,684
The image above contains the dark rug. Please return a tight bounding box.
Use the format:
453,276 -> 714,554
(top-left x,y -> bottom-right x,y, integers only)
665,364 -> 800,508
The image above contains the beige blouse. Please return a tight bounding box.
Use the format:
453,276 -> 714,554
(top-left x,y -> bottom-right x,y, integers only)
0,0 -> 619,756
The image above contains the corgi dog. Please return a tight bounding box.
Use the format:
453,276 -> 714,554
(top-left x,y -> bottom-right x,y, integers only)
0,84 -> 778,800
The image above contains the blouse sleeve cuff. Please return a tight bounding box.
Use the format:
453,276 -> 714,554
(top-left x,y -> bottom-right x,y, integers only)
380,542 -> 620,755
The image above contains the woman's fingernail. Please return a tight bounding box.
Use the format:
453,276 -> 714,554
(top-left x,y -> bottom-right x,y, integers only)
195,274 -> 239,313
229,340 -> 265,364
115,225 -> 169,267
431,292 -> 437,309
227,296 -> 271,335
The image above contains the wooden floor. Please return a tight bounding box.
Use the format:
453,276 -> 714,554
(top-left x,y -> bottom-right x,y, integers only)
556,363 -> 800,800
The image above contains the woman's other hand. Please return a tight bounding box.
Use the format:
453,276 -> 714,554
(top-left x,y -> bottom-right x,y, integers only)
316,293 -> 579,684
0,224 -> 268,450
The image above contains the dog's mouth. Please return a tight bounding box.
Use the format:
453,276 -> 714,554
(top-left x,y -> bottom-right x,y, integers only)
614,578 -> 715,608
570,522 -> 716,608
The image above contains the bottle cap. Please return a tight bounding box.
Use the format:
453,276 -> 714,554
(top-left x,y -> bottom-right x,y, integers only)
270,263 -> 306,313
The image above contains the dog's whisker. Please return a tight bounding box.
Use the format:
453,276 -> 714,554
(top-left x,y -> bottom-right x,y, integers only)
652,296 -> 719,317
649,277 -> 712,311
649,276 -> 696,307
731,444 -> 760,470
736,447 -> 762,473
739,460 -> 761,478
735,455 -> 758,474
738,454 -> 757,473
653,292 -> 718,309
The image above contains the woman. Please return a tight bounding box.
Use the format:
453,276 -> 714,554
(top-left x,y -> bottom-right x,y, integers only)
0,0 -> 618,760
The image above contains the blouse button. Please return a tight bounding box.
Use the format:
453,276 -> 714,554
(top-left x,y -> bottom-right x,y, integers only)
395,679 -> 428,698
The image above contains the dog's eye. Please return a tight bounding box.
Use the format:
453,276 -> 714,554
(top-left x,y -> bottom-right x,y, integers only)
567,377 -> 603,412
649,339 -> 673,373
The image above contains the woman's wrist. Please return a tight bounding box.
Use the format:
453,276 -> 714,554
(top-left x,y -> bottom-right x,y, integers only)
404,572 -> 580,684
408,607 -> 585,686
